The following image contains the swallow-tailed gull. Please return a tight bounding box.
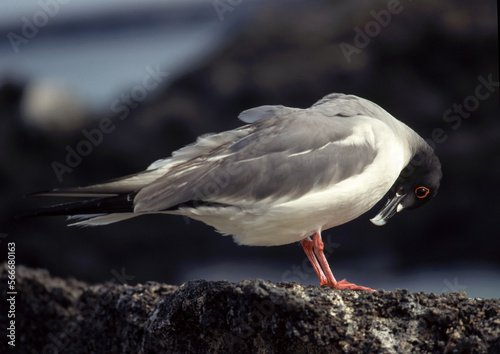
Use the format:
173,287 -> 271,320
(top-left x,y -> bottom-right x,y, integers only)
31,93 -> 442,291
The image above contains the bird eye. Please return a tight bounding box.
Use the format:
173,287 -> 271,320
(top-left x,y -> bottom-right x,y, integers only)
415,186 -> 430,199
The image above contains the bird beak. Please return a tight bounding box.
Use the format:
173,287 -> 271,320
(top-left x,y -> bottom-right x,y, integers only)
370,193 -> 405,226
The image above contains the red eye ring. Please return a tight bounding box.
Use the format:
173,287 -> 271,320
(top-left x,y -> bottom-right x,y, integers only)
415,186 -> 430,199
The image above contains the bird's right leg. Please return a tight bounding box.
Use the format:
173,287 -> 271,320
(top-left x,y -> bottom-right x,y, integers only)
301,237 -> 328,286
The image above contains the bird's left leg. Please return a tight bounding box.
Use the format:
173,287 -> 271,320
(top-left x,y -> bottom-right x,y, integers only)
311,230 -> 375,292
301,238 -> 328,286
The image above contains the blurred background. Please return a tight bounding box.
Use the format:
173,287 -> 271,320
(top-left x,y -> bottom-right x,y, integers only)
1,0 -> 498,298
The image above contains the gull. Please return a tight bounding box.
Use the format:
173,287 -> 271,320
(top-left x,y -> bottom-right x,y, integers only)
31,93 -> 442,292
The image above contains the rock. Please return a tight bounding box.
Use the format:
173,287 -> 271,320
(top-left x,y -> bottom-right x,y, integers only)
1,263 -> 499,353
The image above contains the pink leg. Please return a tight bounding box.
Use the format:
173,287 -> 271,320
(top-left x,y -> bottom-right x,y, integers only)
301,238 -> 328,286
301,230 -> 375,292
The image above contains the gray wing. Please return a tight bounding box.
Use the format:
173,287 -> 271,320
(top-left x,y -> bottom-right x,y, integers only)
134,108 -> 379,212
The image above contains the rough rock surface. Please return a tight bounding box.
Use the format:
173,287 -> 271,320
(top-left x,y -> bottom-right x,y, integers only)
1,263 -> 499,353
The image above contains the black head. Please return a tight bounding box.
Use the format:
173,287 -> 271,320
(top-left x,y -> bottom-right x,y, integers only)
371,148 -> 442,226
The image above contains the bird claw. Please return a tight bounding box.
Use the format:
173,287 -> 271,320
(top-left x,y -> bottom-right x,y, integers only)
322,279 -> 375,292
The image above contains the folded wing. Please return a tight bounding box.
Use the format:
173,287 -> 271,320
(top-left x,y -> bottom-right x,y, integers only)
134,113 -> 379,212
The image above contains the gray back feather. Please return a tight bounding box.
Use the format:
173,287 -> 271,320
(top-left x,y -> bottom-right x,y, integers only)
134,98 -> 379,212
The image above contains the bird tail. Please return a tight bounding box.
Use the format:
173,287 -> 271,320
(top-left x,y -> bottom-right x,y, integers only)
24,158 -> 177,226
24,192 -> 138,226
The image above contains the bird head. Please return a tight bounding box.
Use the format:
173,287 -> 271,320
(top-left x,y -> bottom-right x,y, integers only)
370,148 -> 442,226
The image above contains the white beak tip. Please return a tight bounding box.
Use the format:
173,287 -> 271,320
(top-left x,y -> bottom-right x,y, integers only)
370,216 -> 386,226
